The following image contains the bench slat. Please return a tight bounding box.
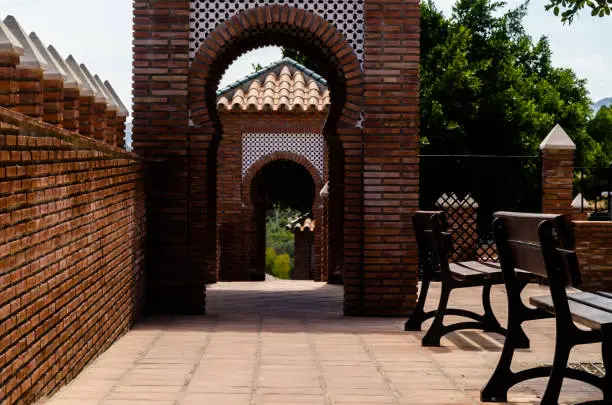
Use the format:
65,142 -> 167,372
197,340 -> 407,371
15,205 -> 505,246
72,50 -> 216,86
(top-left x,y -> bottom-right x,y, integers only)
568,292 -> 612,315
458,261 -> 502,275
595,291 -> 612,300
529,294 -> 612,330
450,262 -> 503,282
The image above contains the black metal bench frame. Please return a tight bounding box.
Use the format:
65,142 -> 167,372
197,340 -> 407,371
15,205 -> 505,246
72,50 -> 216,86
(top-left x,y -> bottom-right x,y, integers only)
481,212 -> 611,405
405,211 -> 528,347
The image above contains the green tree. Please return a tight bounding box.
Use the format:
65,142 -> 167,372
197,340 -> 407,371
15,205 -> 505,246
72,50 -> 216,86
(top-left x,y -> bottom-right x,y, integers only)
588,106 -> 612,163
545,0 -> 611,23
420,0 -> 602,166
281,48 -> 320,73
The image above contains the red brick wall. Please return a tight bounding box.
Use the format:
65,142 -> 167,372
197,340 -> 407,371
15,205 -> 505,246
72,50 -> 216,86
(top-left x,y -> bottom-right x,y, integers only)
135,1 -> 420,316
0,107 -> 146,405
573,221 -> 612,291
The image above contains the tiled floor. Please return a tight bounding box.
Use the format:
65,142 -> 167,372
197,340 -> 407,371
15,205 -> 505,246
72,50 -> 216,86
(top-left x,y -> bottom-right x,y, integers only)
39,280 -> 603,405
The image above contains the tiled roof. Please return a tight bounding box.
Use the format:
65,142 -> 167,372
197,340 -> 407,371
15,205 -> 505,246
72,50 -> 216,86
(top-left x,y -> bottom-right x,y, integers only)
217,58 -> 329,113
286,215 -> 316,232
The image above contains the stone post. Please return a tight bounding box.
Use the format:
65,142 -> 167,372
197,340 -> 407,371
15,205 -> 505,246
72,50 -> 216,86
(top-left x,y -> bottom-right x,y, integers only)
540,124 -> 576,216
0,22 -> 22,109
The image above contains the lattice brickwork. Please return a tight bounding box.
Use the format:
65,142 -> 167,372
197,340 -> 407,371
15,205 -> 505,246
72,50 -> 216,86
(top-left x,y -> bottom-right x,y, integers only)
242,132 -> 324,178
189,0 -> 365,62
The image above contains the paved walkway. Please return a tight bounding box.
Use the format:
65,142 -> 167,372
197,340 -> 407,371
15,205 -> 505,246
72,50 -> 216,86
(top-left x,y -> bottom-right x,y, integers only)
40,280 -> 602,405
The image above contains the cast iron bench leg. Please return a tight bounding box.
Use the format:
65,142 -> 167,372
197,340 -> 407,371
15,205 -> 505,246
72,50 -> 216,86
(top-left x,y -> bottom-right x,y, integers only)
405,277 -> 432,331
480,285 -> 531,402
481,284 -> 504,333
422,283 -> 451,347
540,339 -> 572,405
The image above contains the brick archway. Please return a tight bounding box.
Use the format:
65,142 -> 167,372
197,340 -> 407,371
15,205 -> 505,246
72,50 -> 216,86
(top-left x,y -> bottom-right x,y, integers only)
188,5 -> 365,131
243,151 -> 324,206
240,152 -> 324,282
134,0 -> 420,316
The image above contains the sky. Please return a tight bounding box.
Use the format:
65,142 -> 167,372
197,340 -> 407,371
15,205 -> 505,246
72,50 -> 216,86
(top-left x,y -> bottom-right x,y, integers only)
1,0 -> 610,119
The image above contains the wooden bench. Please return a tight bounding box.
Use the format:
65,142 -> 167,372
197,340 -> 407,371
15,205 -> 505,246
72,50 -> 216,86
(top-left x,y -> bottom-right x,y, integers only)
405,211 -> 532,347
481,212 -> 610,404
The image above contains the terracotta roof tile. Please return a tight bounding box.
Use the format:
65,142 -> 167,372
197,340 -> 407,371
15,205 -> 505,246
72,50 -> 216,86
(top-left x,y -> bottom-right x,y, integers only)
217,58 -> 329,113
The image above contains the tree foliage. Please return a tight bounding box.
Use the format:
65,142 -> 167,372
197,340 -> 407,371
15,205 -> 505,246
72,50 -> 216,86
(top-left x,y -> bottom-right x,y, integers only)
281,48 -> 321,73
420,0 -> 607,167
264,204 -> 301,279
545,0 -> 611,23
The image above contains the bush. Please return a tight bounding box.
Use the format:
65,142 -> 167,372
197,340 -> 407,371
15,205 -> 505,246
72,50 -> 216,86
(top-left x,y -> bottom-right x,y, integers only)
265,247 -> 293,279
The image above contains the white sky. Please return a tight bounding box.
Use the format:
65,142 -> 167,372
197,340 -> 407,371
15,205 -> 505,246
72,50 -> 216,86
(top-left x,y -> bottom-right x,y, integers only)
1,0 -> 610,118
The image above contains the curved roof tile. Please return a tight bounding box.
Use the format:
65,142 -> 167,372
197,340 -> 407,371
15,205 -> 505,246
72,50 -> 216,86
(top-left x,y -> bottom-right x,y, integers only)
217,58 -> 329,114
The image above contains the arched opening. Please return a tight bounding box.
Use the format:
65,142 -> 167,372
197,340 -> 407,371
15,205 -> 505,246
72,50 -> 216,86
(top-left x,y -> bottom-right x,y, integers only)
249,159 -> 316,281
189,6 -> 364,291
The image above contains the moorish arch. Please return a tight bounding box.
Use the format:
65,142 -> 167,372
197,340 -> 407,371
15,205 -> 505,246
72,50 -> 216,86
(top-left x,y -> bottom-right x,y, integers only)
240,151 -> 324,282
133,0 -> 420,316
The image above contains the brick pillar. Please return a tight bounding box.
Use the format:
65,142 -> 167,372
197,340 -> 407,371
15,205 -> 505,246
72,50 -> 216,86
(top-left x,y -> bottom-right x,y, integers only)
116,114 -> 127,148
293,225 -> 314,280
0,47 -> 20,109
14,66 -> 43,119
540,124 -> 576,216
92,100 -> 107,142
105,109 -> 118,146
355,0 -> 420,316
78,95 -> 95,138
62,86 -> 80,133
41,77 -> 64,127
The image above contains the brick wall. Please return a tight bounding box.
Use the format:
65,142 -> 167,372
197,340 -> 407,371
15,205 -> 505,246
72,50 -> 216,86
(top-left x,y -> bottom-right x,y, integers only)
573,221 -> 612,291
0,107 -> 146,405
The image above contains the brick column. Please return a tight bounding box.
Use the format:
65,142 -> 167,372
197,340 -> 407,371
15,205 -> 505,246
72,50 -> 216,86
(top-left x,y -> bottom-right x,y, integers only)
0,26 -> 21,108
41,77 -> 64,126
356,0 -> 420,315
105,109 -> 118,145
78,95 -> 95,137
133,0 -> 204,313
116,114 -> 127,148
540,124 -> 576,216
47,45 -> 80,133
293,225 -> 314,280
62,86 -> 80,132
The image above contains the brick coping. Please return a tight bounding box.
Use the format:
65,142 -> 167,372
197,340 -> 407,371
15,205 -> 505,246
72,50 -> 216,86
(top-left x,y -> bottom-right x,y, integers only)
0,106 -> 139,159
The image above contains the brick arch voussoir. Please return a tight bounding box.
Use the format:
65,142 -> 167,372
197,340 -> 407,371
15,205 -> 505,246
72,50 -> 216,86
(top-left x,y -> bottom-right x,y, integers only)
242,151 -> 323,210
189,5 -> 365,130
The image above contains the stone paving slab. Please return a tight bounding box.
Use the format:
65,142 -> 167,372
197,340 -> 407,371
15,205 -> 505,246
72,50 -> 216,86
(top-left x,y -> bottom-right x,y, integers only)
38,279 -> 603,405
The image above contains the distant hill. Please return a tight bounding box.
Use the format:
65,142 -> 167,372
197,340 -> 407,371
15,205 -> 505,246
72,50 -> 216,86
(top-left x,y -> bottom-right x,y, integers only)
593,97 -> 612,113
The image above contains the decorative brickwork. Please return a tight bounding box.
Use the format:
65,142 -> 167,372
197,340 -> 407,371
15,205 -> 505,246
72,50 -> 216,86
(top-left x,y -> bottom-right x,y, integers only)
134,0 -> 419,316
0,107 -> 145,405
573,221 -> 612,291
